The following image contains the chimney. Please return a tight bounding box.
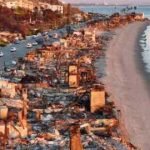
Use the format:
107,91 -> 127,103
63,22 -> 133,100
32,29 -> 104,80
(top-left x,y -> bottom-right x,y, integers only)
22,88 -> 28,101
90,88 -> 105,113
70,125 -> 83,150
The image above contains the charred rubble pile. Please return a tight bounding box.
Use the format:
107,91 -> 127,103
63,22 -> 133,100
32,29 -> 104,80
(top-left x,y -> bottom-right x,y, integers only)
0,18 -> 140,149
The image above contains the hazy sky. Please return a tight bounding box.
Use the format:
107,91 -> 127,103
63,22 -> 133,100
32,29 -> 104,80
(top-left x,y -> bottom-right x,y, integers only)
63,0 -> 150,5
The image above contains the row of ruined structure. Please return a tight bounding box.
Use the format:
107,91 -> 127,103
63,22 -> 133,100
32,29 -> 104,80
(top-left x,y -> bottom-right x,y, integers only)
0,12 -> 145,149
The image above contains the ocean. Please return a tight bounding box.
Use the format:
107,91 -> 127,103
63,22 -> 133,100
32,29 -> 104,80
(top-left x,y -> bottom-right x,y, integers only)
78,5 -> 150,74
140,26 -> 150,73
78,5 -> 150,19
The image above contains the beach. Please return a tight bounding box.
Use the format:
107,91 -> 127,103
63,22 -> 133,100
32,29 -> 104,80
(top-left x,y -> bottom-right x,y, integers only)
103,21 -> 150,149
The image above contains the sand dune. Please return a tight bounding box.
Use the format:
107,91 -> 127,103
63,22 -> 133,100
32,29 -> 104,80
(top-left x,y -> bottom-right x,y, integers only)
104,21 -> 150,150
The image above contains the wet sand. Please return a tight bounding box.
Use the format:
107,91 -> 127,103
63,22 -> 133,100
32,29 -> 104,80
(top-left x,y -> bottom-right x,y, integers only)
104,21 -> 150,150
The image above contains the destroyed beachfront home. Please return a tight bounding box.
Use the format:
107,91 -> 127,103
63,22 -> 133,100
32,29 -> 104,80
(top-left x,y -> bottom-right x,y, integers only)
0,13 -> 141,149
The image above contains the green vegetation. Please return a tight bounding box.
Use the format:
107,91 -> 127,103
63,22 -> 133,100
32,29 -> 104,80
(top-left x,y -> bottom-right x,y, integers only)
0,3 -> 89,37
0,40 -> 8,47
0,5 -> 66,36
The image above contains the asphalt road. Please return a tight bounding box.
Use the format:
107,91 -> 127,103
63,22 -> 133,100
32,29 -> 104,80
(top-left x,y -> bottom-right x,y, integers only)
0,22 -> 85,70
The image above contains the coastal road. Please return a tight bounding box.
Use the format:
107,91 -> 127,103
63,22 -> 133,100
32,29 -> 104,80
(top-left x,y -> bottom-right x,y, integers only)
103,21 -> 150,150
0,22 -> 85,70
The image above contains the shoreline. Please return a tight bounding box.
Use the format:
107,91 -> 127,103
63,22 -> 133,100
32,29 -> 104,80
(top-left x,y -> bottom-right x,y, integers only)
103,21 -> 150,149
0,12 -> 148,149
136,21 -> 150,91
0,22 -> 86,69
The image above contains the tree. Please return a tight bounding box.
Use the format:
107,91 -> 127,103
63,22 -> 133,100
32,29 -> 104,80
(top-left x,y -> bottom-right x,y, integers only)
18,23 -> 30,37
33,7 -> 38,21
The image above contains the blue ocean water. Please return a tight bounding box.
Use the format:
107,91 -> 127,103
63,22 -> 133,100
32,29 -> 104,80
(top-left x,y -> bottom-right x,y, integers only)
140,26 -> 150,73
78,5 -> 150,74
78,5 -> 150,19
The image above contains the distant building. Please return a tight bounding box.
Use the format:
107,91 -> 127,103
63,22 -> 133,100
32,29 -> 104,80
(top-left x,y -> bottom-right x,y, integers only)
74,14 -> 83,22
1,0 -> 64,14
39,2 -> 64,14
2,0 -> 34,10
134,13 -> 145,20
0,0 -> 3,5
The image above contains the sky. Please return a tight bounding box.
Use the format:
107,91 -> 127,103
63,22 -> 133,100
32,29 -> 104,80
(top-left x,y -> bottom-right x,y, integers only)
62,0 -> 150,5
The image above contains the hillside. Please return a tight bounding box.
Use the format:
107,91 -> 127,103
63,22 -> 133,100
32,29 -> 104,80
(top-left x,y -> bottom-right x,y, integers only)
0,0 -> 89,45
38,0 -> 62,5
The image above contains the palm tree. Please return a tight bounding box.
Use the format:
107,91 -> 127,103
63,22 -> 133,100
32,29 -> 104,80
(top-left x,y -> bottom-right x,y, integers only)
134,6 -> 137,11
121,8 -> 126,14
33,6 -> 38,21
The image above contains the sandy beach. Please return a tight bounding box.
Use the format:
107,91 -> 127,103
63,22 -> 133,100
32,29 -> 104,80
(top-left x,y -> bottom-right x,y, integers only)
103,21 -> 150,150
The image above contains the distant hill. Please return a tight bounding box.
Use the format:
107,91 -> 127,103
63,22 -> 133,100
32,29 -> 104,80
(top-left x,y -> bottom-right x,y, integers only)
0,0 -> 63,7
38,0 -> 62,5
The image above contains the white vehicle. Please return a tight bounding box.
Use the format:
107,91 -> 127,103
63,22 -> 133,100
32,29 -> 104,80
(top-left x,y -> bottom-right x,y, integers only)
44,35 -> 49,41
32,42 -> 38,46
14,40 -> 20,44
0,51 -> 4,57
12,60 -> 17,65
26,43 -> 32,48
44,31 -> 48,35
32,35 -> 37,39
10,47 -> 16,52
53,33 -> 59,39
